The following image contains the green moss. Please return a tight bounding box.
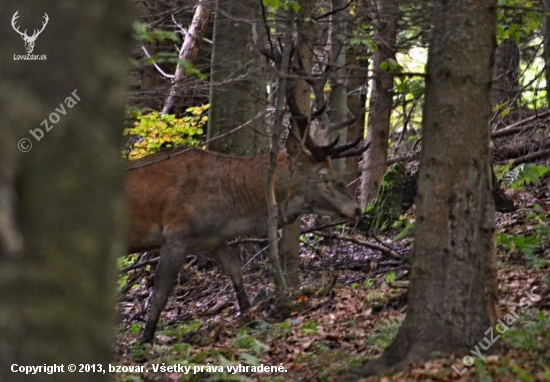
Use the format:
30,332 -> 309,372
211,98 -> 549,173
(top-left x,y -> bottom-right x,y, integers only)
361,164 -> 408,233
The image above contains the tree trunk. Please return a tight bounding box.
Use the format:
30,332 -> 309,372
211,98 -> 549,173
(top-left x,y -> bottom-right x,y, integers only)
162,0 -> 213,115
543,0 -> 550,107
0,1 -> 130,381
361,0 -> 497,375
280,0 -> 318,289
345,46 -> 368,195
328,0 -> 351,175
207,0 -> 267,156
360,0 -> 398,208
491,37 -> 520,110
267,9 -> 296,298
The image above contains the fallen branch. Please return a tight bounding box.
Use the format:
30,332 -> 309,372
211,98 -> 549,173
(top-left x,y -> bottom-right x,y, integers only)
312,231 -> 402,259
491,110 -> 550,139
493,140 -> 550,161
504,149 -> 550,166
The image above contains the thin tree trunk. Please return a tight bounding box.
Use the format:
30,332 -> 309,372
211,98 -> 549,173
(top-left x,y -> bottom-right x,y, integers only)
328,0 -> 351,175
360,0 -> 398,208
267,10 -> 295,296
280,0 -> 318,289
543,0 -> 550,106
162,0 -> 213,115
361,0 -> 497,375
345,46 -> 368,195
491,37 -> 520,110
344,4 -> 370,195
0,1 -> 130,381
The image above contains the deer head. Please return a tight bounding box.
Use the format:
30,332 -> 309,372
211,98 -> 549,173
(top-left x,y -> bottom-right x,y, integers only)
11,11 -> 49,54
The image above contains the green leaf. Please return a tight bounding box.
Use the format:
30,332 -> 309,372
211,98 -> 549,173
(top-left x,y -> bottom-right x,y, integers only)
301,321 -> 319,335
384,272 -> 397,283
288,1 -> 301,13
262,0 -> 280,8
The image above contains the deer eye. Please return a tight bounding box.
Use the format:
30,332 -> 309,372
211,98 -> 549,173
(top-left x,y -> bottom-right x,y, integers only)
318,169 -> 329,180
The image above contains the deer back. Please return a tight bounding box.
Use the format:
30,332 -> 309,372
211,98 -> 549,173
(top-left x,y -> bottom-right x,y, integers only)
126,147 -> 360,254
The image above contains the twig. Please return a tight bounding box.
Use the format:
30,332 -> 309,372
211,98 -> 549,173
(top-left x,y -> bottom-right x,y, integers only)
242,245 -> 270,269
302,220 -> 349,234
141,46 -> 175,78
118,269 -> 144,297
314,0 -> 354,20
312,231 -> 402,259
371,234 -> 402,256
318,273 -> 339,297
385,153 -> 419,166
119,256 -> 159,274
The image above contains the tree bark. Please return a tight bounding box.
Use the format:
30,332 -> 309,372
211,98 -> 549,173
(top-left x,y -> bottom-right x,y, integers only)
328,0 -> 352,175
345,47 -> 368,195
162,0 -> 213,115
207,0 -> 267,156
491,37 -> 520,109
361,0 -> 498,375
267,9 -> 296,297
280,0 -> 318,289
543,0 -> 550,106
360,0 -> 398,208
0,1 -> 130,381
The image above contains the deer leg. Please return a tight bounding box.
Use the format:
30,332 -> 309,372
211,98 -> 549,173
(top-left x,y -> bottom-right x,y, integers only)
210,243 -> 250,313
142,240 -> 186,342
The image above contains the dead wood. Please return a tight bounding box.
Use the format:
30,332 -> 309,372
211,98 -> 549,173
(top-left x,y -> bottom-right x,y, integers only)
491,110 -> 550,139
312,230 -> 402,259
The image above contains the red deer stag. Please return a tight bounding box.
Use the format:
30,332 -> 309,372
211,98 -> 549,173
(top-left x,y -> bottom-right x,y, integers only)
127,76 -> 366,344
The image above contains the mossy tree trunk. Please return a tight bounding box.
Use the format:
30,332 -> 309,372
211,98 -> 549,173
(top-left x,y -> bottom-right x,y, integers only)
360,0 -> 398,208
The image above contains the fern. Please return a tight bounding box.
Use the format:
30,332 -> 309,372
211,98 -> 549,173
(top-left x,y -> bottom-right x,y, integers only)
365,316 -> 404,349
503,164 -> 549,190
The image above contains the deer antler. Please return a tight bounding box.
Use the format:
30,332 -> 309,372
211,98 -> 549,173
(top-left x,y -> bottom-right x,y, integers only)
32,13 -> 49,39
11,11 -> 27,38
323,138 -> 370,159
254,23 -> 368,162
11,11 -> 48,39
285,79 -> 368,161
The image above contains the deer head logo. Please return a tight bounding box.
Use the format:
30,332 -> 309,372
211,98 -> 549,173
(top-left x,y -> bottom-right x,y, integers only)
11,11 -> 49,54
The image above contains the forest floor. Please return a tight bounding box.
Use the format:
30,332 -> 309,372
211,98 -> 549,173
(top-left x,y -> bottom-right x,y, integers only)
114,172 -> 550,382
